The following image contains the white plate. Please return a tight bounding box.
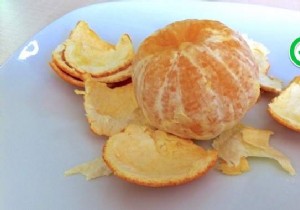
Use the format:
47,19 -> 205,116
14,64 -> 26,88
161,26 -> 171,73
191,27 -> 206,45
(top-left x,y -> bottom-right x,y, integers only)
1,1 -> 300,209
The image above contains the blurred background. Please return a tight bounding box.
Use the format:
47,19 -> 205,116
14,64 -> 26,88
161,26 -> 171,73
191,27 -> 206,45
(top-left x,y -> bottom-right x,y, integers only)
1,0 -> 299,65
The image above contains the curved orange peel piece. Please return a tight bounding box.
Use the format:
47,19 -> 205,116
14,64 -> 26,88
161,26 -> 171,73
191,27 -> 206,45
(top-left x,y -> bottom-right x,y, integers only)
103,124 -> 217,187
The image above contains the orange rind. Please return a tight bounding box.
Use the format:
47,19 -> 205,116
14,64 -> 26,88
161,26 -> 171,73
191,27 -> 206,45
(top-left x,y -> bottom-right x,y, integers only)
64,21 -> 134,77
103,124 -> 218,187
242,34 -> 270,75
268,76 -> 300,132
64,156 -> 112,180
49,61 -> 84,87
50,21 -> 134,86
243,34 -> 283,94
217,157 -> 250,175
52,43 -> 83,80
212,124 -> 295,175
82,76 -> 142,136
259,72 -> 283,94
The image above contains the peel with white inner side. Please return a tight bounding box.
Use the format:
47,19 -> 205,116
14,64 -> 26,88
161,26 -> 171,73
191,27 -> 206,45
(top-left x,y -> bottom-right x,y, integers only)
64,27 -> 134,77
82,76 -> 143,136
268,76 -> 300,131
103,124 -> 218,187
64,156 -> 112,180
242,34 -> 283,93
212,124 -> 295,175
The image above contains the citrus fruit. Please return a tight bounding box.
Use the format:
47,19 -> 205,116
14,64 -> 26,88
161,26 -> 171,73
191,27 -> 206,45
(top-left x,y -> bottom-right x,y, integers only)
132,19 -> 260,140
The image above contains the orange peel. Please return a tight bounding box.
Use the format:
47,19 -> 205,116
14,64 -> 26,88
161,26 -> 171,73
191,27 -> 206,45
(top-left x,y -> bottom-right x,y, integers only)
259,72 -> 283,94
50,21 -> 134,86
217,157 -> 250,175
49,61 -> 84,87
242,34 -> 270,75
64,21 -> 134,77
64,156 -> 112,180
243,34 -> 283,93
212,124 -> 295,175
103,124 -> 217,187
82,76 -> 141,136
268,76 -> 300,132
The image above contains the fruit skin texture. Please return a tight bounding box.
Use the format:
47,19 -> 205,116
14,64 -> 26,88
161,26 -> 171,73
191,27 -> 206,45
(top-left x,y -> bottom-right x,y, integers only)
268,76 -> 300,132
132,19 -> 260,140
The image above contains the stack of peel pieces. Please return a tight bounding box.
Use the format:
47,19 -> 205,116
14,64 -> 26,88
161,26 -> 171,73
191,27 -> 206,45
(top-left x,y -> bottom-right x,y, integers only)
52,20 -> 297,187
49,21 -> 134,87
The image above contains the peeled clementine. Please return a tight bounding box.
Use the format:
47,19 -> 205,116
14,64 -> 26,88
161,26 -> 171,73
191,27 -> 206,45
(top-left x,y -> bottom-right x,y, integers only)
132,19 -> 260,140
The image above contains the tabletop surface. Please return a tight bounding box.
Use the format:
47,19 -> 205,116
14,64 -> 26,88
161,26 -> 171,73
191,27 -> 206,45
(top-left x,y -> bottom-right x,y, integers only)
1,0 -> 300,65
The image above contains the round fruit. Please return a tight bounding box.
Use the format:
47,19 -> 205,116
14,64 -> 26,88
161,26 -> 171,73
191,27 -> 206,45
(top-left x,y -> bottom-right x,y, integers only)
132,19 -> 260,140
